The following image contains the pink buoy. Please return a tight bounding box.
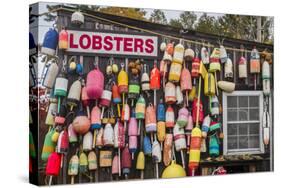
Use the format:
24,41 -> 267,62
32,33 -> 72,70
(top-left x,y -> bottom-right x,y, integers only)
86,67 -> 104,100
128,111 -> 138,136
129,136 -> 138,159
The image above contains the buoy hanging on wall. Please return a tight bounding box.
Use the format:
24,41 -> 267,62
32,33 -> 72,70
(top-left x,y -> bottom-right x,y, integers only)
165,105 -> 175,128
71,10 -> 84,25
54,69 -> 68,113
141,64 -> 150,94
165,82 -> 176,104
45,98 -> 57,126
145,104 -> 157,133
238,56 -> 247,78
177,106 -> 189,128
68,154 -> 79,184
72,108 -> 91,135
201,46 -> 209,65
41,27 -> 58,56
209,48 -> 221,72
217,81 -> 235,93
103,123 -> 114,147
204,72 -> 215,96
162,160 -> 186,178
262,61 -> 270,96
160,42 -> 167,52
42,61 -> 59,90
219,45 -> 227,63
163,133 -> 173,166
45,152 -> 61,186
173,40 -> 184,64
58,27 -> 68,50
188,127 -> 202,176
67,80 -> 81,111
224,57 -> 233,79
184,48 -> 195,62
29,32 -> 37,55
86,63 -> 104,100
83,132 -> 93,151
41,129 -> 56,161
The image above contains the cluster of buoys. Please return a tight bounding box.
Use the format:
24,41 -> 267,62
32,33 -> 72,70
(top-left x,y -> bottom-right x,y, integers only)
38,10 -> 272,185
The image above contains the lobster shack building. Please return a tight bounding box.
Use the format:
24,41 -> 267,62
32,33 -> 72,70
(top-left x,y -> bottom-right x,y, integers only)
29,4 -> 274,185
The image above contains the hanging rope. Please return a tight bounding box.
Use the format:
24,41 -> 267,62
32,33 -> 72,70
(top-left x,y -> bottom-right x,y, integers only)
36,7 -> 273,54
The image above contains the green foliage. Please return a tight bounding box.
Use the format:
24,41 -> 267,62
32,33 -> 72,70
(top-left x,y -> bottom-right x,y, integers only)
195,13 -> 220,35
217,15 -> 273,43
169,11 -> 197,29
169,19 -> 183,28
149,9 -> 167,24
169,12 -> 273,43
99,7 -> 147,20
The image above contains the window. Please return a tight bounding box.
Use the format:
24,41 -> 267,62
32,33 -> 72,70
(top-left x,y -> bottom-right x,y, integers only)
223,91 -> 264,155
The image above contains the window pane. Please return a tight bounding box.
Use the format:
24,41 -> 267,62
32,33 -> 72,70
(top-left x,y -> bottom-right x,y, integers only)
249,135 -> 260,148
249,96 -> 259,107
225,93 -> 263,154
249,109 -> 260,121
239,96 -> 248,108
238,109 -> 248,121
238,136 -> 249,149
227,124 -> 237,136
238,124 -> 248,135
228,96 -> 237,107
228,109 -> 238,121
249,123 -> 260,135
228,136 -> 238,150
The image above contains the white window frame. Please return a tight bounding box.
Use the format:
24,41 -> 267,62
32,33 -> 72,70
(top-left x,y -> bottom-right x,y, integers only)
223,91 -> 265,155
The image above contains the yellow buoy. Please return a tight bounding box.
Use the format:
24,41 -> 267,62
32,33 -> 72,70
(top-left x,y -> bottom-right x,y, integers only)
79,152 -> 88,173
117,64 -> 129,106
117,66 -> 129,93
188,127 -> 202,174
188,86 -> 197,101
136,151 -> 145,170
204,72 -> 215,96
136,151 -> 145,179
173,41 -> 184,64
168,62 -> 182,83
157,121 -> 166,143
162,160 -> 186,178
51,131 -> 60,143
69,61 -> 76,71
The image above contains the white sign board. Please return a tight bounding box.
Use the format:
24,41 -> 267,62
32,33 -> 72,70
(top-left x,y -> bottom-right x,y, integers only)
66,30 -> 158,57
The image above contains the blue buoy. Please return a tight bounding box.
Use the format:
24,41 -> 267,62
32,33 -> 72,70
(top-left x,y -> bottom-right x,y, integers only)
41,28 -> 58,56
143,136 -> 152,155
76,63 -> 83,75
29,32 -> 37,55
157,100 -> 165,122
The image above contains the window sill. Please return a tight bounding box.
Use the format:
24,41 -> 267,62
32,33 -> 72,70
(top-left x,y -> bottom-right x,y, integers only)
200,155 -> 269,167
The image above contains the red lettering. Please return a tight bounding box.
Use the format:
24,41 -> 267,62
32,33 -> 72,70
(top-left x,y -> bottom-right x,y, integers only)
134,38 -> 144,53
113,37 -> 123,51
79,34 -> 91,49
69,33 -> 78,48
70,32 -> 155,56
104,36 -> 113,51
124,38 -> 133,52
92,35 -> 102,50
145,39 -> 154,53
